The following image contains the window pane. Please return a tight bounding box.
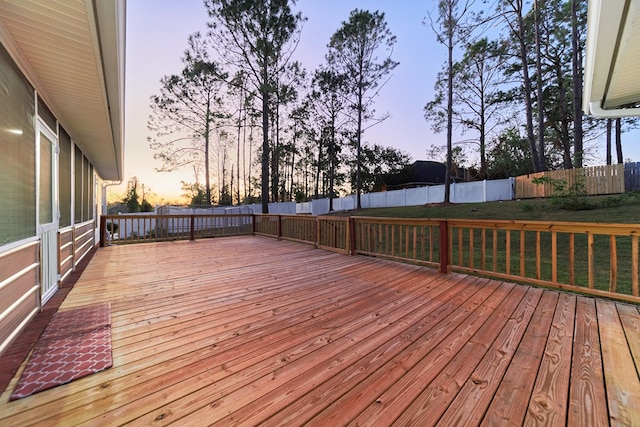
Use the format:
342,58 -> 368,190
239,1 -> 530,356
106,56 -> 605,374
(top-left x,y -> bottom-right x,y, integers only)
88,163 -> 94,220
37,96 -> 56,133
0,42 -> 36,245
39,132 -> 53,224
74,145 -> 83,223
59,128 -> 71,227
83,155 -> 91,221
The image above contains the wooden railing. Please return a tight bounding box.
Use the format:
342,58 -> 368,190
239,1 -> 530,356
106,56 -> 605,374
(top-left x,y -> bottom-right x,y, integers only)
447,219 -> 640,303
100,214 -> 253,246
317,217 -> 349,254
99,213 -> 640,303
253,215 -> 279,238
351,217 -> 442,269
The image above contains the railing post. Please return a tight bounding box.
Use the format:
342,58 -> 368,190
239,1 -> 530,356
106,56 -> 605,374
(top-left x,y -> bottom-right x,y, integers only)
277,215 -> 282,240
439,220 -> 449,274
315,217 -> 320,248
252,214 -> 256,235
99,215 -> 107,248
190,215 -> 195,241
349,218 -> 356,255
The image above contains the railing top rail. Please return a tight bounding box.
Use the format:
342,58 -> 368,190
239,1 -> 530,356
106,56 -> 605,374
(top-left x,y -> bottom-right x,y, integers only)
447,218 -> 640,236
317,216 -> 349,223
350,216 -> 444,226
103,214 -> 254,220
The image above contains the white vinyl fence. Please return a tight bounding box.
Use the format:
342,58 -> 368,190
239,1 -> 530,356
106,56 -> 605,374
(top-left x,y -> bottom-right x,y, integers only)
303,178 -> 514,215
127,178 -> 515,221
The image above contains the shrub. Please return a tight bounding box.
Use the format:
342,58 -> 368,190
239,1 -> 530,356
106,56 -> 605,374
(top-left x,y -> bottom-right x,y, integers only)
531,175 -> 595,211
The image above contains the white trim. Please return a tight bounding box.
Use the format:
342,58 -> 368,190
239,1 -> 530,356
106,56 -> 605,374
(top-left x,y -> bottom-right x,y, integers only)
588,101 -> 640,118
0,238 -> 38,258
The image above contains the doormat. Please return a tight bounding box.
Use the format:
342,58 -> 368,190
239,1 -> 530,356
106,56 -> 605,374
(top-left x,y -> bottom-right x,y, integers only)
10,303 -> 112,400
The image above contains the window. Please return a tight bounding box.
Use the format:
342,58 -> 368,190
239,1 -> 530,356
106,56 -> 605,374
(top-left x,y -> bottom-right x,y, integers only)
83,155 -> 92,221
0,42 -> 36,245
59,127 -> 72,228
74,145 -> 83,223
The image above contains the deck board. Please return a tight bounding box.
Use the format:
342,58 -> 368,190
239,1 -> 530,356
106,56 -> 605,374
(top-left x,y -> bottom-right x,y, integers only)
1,236 -> 639,426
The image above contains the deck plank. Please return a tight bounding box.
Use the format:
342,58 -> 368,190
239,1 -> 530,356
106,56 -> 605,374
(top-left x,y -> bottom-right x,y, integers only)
597,300 -> 640,426
480,291 -> 559,426
524,293 -> 576,426
436,286 -> 544,426
0,236 -> 637,426
568,297 -> 608,427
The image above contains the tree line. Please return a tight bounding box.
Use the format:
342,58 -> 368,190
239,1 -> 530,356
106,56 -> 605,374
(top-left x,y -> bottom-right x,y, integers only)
147,0 -> 636,211
425,0 -> 637,202
148,1 -> 407,211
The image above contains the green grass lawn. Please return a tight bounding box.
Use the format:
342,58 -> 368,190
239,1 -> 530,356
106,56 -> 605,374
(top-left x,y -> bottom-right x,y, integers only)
340,192 -> 640,224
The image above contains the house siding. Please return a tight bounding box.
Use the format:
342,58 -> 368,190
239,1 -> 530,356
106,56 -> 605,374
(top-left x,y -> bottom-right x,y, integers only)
0,38 -> 101,356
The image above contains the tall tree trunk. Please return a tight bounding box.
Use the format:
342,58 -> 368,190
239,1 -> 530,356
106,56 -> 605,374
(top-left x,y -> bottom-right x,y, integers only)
205,96 -> 212,205
261,91 -> 269,213
616,118 -> 623,164
236,86 -> 242,205
444,1 -> 454,203
510,0 -> 541,172
242,106 -> 247,202
606,119 -> 612,165
572,0 -> 584,167
315,139 -> 323,199
556,61 -> 573,169
356,85 -> 363,209
479,75 -> 487,178
271,100 -> 280,202
329,117 -> 336,211
534,0 -> 546,170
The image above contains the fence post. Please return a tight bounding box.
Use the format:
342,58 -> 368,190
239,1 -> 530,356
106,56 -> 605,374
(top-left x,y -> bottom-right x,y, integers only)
439,220 -> 449,274
190,215 -> 195,241
315,217 -> 320,248
99,215 -> 107,248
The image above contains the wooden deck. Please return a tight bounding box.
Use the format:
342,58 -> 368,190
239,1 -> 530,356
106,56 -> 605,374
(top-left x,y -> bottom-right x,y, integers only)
1,236 -> 639,426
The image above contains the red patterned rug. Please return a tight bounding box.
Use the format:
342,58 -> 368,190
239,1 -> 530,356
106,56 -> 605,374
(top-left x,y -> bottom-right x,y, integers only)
10,303 -> 112,400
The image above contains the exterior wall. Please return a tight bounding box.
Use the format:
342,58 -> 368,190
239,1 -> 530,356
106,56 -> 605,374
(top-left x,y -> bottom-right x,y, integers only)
0,241 -> 40,355
0,39 -> 101,356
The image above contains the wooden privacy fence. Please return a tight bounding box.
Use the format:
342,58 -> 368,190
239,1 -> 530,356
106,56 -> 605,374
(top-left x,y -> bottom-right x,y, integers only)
100,213 -> 640,303
515,164 -> 625,198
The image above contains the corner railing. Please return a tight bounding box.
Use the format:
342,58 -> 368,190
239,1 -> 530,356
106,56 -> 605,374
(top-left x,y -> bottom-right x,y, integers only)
100,214 -> 253,247
100,213 -> 640,303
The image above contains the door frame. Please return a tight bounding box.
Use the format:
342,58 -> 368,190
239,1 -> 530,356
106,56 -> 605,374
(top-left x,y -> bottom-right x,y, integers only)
36,119 -> 59,305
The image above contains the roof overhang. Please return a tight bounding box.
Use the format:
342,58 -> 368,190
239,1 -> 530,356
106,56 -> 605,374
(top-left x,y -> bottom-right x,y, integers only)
583,0 -> 640,118
0,0 -> 126,181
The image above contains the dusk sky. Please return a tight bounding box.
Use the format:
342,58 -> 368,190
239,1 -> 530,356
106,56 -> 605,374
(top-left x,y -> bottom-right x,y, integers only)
119,0 -> 638,203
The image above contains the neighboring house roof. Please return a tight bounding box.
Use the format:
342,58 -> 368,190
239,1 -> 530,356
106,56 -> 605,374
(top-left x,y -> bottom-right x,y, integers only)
0,0 -> 126,181
383,161 -> 448,190
583,0 -> 640,118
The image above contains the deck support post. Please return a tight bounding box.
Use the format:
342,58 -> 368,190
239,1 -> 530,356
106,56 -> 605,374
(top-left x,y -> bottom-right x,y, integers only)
190,215 -> 195,241
439,220 -> 449,274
